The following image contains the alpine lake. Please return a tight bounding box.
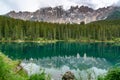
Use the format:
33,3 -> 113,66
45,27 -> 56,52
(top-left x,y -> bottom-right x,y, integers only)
1,41 -> 120,80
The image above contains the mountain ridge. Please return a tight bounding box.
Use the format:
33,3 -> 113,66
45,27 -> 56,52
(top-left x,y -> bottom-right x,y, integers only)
6,5 -> 117,24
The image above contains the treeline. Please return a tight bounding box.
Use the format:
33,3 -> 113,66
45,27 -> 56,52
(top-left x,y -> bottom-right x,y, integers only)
0,16 -> 120,41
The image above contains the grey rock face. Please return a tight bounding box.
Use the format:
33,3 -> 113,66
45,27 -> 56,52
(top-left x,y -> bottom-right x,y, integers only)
6,6 -> 116,24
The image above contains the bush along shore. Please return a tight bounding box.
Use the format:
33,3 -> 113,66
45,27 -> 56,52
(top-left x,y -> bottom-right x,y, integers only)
0,52 -> 51,80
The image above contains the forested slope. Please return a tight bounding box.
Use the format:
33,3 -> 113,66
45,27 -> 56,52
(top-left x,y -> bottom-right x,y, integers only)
0,16 -> 120,41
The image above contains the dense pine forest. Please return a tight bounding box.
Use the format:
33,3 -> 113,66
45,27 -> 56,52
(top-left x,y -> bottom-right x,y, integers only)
0,16 -> 120,42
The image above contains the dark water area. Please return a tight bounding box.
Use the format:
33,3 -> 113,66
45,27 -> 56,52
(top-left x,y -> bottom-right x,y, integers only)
0,42 -> 120,64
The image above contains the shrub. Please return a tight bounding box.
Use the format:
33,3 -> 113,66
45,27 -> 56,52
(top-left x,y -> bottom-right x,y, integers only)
97,67 -> 120,80
0,56 -> 10,80
29,71 -> 51,80
0,53 -> 27,80
104,67 -> 120,80
0,53 -> 51,80
97,75 -> 105,80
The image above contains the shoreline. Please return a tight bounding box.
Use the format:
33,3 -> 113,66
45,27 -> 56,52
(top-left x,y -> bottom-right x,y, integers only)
0,39 -> 118,43
0,40 -> 59,43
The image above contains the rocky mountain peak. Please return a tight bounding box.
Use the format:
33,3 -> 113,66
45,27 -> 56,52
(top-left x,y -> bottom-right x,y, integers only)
6,5 -> 116,24
69,5 -> 94,13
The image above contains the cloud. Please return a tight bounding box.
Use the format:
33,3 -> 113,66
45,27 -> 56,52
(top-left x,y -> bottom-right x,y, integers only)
0,1 -> 11,14
115,0 -> 120,6
71,0 -> 119,9
0,0 -> 120,15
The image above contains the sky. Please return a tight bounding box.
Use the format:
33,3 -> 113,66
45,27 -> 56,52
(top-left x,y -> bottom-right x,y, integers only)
0,0 -> 120,15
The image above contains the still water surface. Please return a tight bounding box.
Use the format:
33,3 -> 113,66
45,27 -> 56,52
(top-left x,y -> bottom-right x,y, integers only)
0,42 -> 120,80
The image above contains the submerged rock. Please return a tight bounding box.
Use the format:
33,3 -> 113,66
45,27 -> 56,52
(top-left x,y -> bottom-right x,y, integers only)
62,71 -> 75,80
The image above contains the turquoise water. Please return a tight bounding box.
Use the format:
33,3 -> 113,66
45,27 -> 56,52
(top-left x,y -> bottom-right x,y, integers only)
0,42 -> 119,63
1,42 -> 120,80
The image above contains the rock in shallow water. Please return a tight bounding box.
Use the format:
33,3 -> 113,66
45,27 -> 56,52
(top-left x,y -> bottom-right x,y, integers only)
62,71 -> 75,80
